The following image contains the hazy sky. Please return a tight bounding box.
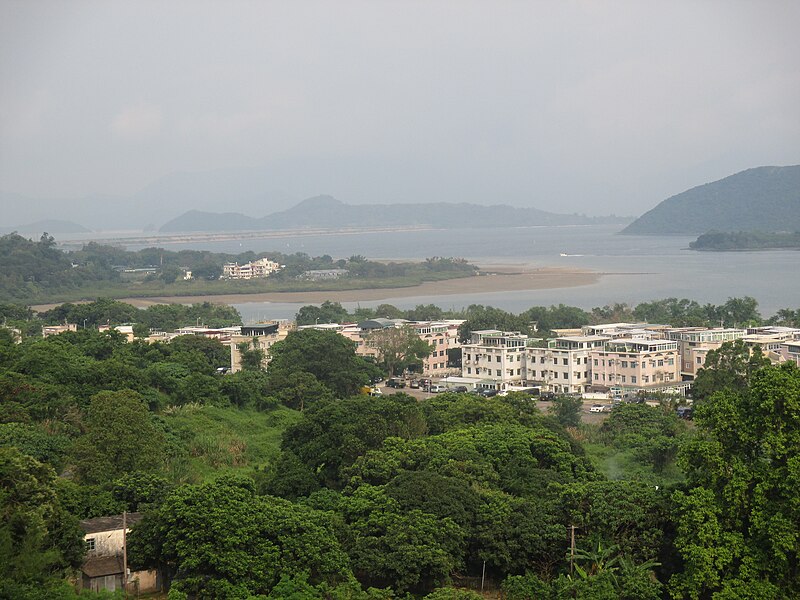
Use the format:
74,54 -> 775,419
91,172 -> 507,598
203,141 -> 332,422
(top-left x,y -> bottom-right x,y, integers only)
1,0 -> 799,217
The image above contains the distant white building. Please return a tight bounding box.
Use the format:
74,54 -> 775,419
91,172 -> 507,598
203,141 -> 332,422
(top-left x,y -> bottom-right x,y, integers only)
222,258 -> 281,280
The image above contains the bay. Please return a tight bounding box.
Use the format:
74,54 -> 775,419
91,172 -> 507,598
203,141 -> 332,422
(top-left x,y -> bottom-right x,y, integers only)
130,224 -> 799,321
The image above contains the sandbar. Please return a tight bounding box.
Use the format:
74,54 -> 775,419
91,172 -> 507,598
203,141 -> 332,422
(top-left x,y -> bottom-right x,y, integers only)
114,265 -> 601,308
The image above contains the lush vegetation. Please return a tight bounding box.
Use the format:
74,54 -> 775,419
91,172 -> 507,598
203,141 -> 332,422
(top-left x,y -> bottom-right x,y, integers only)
622,165 -> 800,235
689,230 -> 800,251
0,232 -> 477,303
2,295 -> 800,598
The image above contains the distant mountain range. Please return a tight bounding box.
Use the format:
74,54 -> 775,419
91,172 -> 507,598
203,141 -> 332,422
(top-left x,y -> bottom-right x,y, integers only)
621,165 -> 800,235
159,195 -> 632,233
0,219 -> 91,236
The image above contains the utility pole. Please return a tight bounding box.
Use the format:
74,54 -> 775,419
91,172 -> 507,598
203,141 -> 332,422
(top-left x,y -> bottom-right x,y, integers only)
122,511 -> 128,596
481,560 -> 486,592
569,524 -> 578,575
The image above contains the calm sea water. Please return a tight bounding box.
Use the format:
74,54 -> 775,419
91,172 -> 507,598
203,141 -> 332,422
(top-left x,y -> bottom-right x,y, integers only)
130,225 -> 799,322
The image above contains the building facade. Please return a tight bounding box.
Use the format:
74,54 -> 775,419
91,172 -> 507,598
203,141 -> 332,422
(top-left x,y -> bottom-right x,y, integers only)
665,328 -> 746,379
461,330 -> 528,389
526,336 -> 607,394
222,257 -> 281,280
590,338 -> 683,393
79,513 -> 159,594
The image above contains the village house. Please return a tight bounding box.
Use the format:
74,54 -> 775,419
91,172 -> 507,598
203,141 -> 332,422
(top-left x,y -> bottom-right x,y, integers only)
222,257 -> 281,279
589,338 -> 686,395
79,513 -> 159,594
526,335 -> 607,394
229,321 -> 294,372
664,327 -> 746,379
42,323 -> 77,337
461,329 -> 528,390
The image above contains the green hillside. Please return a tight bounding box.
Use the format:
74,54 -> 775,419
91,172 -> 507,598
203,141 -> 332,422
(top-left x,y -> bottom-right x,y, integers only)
622,165 -> 800,235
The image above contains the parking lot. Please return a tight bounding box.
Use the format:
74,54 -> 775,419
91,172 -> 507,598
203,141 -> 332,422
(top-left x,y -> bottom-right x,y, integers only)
373,382 -> 613,424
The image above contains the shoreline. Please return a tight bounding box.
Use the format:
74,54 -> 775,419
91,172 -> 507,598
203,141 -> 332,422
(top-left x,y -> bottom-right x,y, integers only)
28,265 -> 607,311
117,266 -> 602,308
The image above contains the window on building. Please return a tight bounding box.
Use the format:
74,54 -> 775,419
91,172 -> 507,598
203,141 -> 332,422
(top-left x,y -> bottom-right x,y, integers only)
631,376 -> 637,383
516,369 -> 521,375
496,369 -> 501,376
540,357 -> 545,363
563,372 -> 568,379
439,350 -> 445,356
433,364 -> 438,369
621,360 -> 628,368
563,358 -> 568,365
696,357 -> 702,364
553,358 -> 557,365
643,375 -> 649,383
594,359 -> 598,366
594,373 -> 598,380
467,367 -> 471,374
86,538 -> 95,551
658,360 -> 664,367
631,361 -> 638,368
621,375 -> 626,383
466,354 -> 471,360
496,356 -> 501,363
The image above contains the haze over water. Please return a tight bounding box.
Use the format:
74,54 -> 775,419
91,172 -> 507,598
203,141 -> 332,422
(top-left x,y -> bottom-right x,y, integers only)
128,225 -> 800,322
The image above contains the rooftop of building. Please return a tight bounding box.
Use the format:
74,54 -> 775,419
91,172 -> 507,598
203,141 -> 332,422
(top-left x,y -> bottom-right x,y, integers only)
80,513 -> 143,534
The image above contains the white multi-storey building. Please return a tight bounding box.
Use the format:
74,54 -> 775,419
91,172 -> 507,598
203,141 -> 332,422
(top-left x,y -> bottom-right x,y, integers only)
461,330 -> 528,390
664,327 -> 746,379
222,258 -> 281,280
590,338 -> 683,393
526,336 -> 607,394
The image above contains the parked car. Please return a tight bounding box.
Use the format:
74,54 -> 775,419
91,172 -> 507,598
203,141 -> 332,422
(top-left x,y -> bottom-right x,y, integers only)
409,380 -> 420,389
386,378 -> 406,389
480,389 -> 498,397
589,404 -> 607,413
429,384 -> 447,393
451,385 -> 469,393
676,406 -> 693,419
369,388 -> 383,397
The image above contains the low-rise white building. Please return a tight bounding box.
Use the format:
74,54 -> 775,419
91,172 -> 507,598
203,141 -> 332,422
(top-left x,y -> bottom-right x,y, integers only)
222,257 -> 281,279
79,513 -> 159,594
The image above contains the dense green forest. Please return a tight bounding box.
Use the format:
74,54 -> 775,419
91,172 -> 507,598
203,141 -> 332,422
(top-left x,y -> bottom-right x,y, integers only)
0,232 -> 476,303
689,230 -> 800,251
1,292 -> 799,598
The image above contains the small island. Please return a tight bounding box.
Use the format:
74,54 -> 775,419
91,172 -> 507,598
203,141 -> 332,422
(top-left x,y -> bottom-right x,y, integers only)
689,230 -> 800,251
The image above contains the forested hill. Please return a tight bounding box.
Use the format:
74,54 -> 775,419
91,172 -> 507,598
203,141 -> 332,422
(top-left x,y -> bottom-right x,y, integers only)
160,195 -> 631,232
621,165 -> 800,235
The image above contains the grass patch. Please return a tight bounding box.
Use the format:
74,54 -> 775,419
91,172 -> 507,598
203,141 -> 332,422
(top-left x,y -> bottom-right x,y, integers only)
160,404 -> 301,483
582,441 -> 685,487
